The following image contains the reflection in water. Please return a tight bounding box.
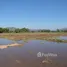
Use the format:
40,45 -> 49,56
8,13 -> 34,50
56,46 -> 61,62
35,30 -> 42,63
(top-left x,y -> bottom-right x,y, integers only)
59,36 -> 67,40
0,39 -> 67,67
0,38 -> 15,45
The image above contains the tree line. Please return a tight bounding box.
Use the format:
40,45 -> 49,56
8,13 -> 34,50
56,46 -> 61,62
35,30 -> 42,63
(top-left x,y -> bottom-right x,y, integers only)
0,27 -> 67,33
0,27 -> 30,33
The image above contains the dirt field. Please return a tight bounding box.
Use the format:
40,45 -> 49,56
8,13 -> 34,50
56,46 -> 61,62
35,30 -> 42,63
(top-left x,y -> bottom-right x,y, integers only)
0,32 -> 67,40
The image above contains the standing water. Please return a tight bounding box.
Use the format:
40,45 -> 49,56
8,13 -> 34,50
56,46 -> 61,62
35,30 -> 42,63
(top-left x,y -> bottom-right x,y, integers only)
59,36 -> 67,40
0,39 -> 67,67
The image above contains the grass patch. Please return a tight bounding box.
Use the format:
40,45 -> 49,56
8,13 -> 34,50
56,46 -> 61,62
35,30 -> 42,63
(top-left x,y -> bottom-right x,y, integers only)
0,33 -> 67,43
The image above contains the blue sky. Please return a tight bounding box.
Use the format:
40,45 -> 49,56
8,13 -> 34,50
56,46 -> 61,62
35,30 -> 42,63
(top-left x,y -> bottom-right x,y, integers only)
0,0 -> 67,30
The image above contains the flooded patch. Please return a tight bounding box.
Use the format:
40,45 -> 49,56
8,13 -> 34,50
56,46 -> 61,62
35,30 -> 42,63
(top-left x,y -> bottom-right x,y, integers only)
0,39 -> 67,67
0,38 -> 15,45
59,36 -> 67,40
0,38 -> 24,49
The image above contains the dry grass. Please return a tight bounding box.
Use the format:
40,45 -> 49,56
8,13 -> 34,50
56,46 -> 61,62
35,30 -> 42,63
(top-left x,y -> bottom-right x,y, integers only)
0,33 -> 67,43
0,33 -> 67,39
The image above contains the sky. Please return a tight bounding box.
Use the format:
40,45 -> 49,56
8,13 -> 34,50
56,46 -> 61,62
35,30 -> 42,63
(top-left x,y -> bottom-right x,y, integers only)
0,0 -> 67,30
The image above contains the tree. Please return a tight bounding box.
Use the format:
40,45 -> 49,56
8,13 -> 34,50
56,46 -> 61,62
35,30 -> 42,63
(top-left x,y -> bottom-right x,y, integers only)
56,29 -> 60,32
3,28 -> 9,33
15,28 -> 20,33
0,28 -> 4,33
20,28 -> 30,32
38,29 -> 50,32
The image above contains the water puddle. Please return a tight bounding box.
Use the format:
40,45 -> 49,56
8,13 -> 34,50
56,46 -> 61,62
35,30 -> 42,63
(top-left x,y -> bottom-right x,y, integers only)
59,36 -> 67,40
0,39 -> 67,67
0,38 -> 24,49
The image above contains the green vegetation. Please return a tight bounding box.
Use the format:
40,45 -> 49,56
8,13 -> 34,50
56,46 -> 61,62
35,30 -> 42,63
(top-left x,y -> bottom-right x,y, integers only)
0,27 -> 67,33
0,28 -> 9,33
0,27 -> 30,33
